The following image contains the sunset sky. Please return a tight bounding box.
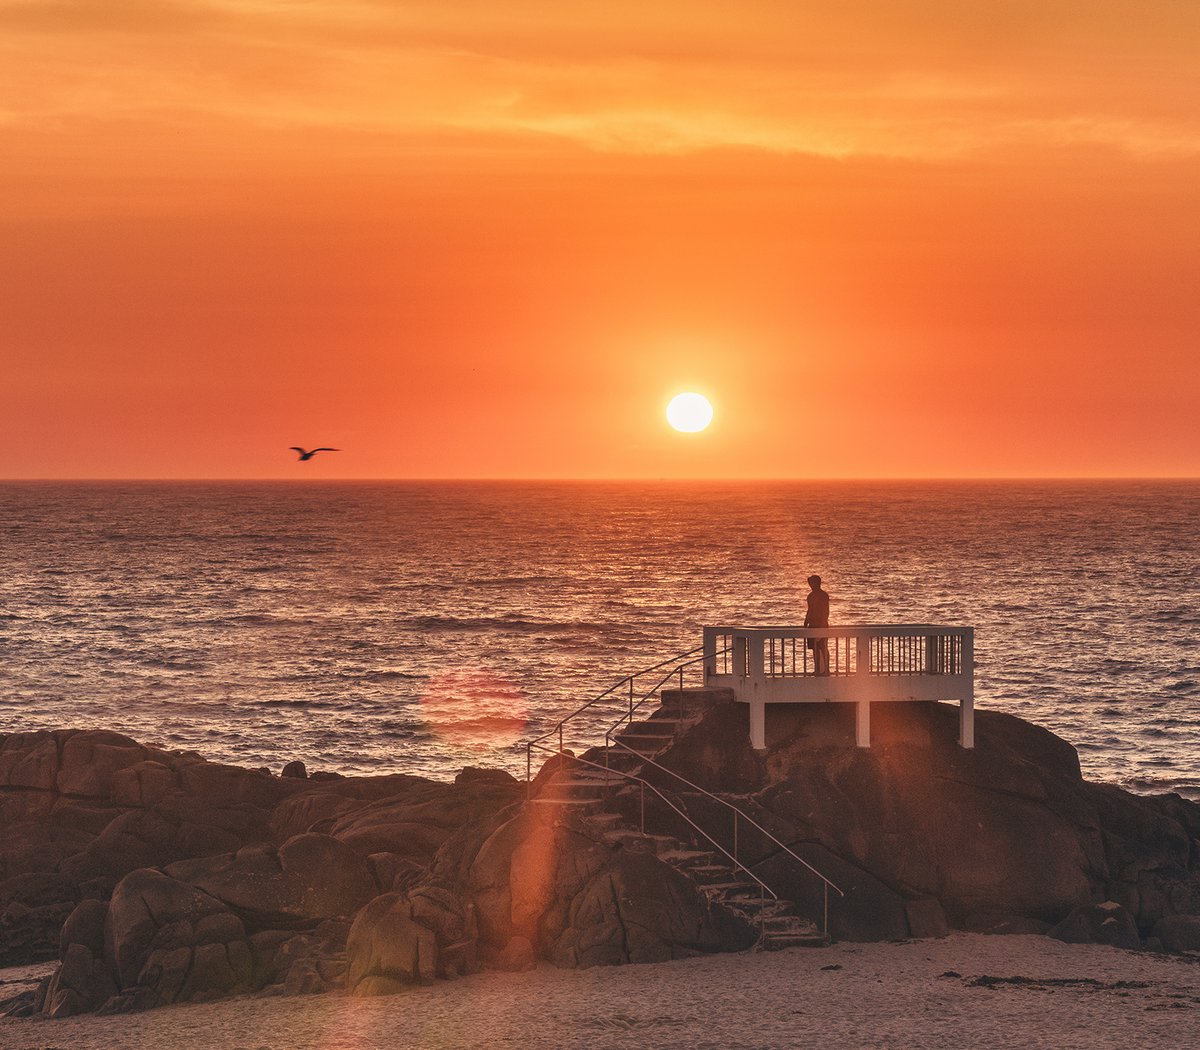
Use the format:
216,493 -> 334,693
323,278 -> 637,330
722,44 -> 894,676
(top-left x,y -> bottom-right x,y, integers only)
2,1 -> 1198,478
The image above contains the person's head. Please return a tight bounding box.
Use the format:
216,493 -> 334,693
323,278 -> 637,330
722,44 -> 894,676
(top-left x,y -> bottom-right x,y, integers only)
807,574 -> 822,590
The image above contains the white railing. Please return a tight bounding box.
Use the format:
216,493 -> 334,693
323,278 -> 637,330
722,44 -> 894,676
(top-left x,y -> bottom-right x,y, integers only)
703,625 -> 975,750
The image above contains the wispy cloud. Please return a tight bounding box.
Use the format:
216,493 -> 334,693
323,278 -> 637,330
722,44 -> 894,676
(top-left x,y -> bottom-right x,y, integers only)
1,0 -> 1198,159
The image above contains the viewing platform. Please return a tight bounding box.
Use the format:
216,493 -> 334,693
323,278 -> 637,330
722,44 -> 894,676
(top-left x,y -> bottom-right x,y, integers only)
702,625 -> 975,750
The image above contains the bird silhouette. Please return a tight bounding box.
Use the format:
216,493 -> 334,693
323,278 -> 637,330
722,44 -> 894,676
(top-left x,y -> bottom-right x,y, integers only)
289,447 -> 340,461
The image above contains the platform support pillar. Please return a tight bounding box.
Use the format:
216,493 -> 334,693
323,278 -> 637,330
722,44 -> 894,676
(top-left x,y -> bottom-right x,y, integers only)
750,697 -> 766,750
856,700 -> 870,748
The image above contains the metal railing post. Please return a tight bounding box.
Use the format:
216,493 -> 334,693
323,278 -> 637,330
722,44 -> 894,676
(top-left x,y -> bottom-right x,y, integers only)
640,781 -> 645,833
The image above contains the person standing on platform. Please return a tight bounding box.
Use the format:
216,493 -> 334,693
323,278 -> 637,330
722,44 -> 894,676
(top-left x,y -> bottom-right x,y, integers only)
804,574 -> 831,675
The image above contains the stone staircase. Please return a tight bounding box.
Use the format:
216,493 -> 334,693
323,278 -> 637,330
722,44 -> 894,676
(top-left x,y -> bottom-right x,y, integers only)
527,697 -> 826,950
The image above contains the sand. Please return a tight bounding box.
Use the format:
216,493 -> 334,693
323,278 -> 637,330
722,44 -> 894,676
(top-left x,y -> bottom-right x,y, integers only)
3,934 -> 1198,1050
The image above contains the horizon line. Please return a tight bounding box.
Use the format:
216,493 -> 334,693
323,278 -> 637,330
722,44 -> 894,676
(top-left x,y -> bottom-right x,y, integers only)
3,475 -> 1199,484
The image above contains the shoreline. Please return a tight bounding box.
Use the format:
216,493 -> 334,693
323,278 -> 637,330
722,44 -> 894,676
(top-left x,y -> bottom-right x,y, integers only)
4,934 -> 1198,1049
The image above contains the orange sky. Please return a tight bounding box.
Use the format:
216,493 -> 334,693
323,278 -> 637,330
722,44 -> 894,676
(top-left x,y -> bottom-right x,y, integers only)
1,1 -> 1198,478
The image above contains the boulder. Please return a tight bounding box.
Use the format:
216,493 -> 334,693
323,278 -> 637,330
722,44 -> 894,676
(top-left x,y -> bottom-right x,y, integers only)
460,807 -> 755,968
60,898 -> 109,957
164,833 -> 376,926
1152,914 -> 1200,953
328,776 -> 522,864
346,893 -> 441,992
1048,901 -> 1141,950
105,867 -> 252,1001
43,942 -> 118,1017
282,761 -> 308,780
346,885 -> 477,995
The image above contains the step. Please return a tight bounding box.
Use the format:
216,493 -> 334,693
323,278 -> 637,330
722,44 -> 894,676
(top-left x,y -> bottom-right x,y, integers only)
687,864 -> 740,885
702,881 -> 766,900
659,849 -> 717,868
526,797 -> 604,813
592,751 -> 645,770
619,720 -> 684,735
612,732 -> 676,746
759,913 -> 814,931
542,777 -> 616,791
601,830 -> 678,854
581,811 -> 624,829
760,931 -> 828,950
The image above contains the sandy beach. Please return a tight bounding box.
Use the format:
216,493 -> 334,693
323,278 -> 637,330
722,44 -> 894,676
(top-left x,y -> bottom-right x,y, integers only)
4,934 -> 1197,1050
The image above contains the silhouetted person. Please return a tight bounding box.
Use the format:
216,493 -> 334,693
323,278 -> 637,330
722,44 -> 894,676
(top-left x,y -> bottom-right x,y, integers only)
289,447 -> 340,461
804,574 -> 830,675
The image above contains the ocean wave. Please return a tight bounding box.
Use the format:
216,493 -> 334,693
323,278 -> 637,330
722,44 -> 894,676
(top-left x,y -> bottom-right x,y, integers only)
405,615 -> 611,634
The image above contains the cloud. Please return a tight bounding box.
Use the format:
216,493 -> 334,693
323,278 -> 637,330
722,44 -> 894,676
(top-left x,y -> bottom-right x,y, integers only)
0,0 -> 1197,159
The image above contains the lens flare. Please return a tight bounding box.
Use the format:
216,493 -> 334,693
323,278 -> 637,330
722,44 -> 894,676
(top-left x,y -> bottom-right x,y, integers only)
419,670 -> 528,751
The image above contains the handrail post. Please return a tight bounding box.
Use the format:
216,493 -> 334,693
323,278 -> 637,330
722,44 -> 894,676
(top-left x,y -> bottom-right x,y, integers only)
733,810 -> 739,868
960,628 -> 976,749
628,676 -> 634,723
640,781 -> 645,833
824,884 -> 829,942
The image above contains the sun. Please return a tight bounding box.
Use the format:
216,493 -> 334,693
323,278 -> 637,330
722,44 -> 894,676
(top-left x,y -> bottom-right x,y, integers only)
666,392 -> 713,433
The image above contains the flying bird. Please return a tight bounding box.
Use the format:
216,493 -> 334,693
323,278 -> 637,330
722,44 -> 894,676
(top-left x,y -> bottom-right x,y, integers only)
289,447 -> 340,461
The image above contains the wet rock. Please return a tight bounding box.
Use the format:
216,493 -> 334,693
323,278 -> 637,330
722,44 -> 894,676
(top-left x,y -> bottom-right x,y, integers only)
282,761 -> 307,779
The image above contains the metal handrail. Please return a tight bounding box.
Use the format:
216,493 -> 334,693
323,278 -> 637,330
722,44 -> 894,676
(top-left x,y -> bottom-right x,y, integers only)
606,737 -> 844,900
526,644 -> 705,752
522,643 -> 843,940
528,741 -> 777,939
598,653 -> 842,899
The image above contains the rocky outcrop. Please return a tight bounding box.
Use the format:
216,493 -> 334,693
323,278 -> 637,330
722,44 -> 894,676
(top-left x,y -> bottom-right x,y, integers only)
641,696 -> 1200,943
7,703 -> 1200,1017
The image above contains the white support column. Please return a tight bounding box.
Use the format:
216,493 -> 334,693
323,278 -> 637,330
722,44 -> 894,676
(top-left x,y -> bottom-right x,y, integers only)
749,633 -> 766,750
750,697 -> 766,750
702,627 -> 717,683
856,700 -> 870,748
960,628 -> 975,749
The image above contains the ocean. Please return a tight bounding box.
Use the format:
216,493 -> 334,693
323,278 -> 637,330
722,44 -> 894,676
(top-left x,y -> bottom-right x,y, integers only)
1,481 -> 1197,797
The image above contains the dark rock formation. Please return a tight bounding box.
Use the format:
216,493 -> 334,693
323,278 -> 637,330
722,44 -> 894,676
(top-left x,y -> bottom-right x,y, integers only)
0,728 -> 521,1012
6,702 -> 1200,1016
1048,902 -> 1141,950
1152,914 -> 1200,953
641,695 -> 1200,944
